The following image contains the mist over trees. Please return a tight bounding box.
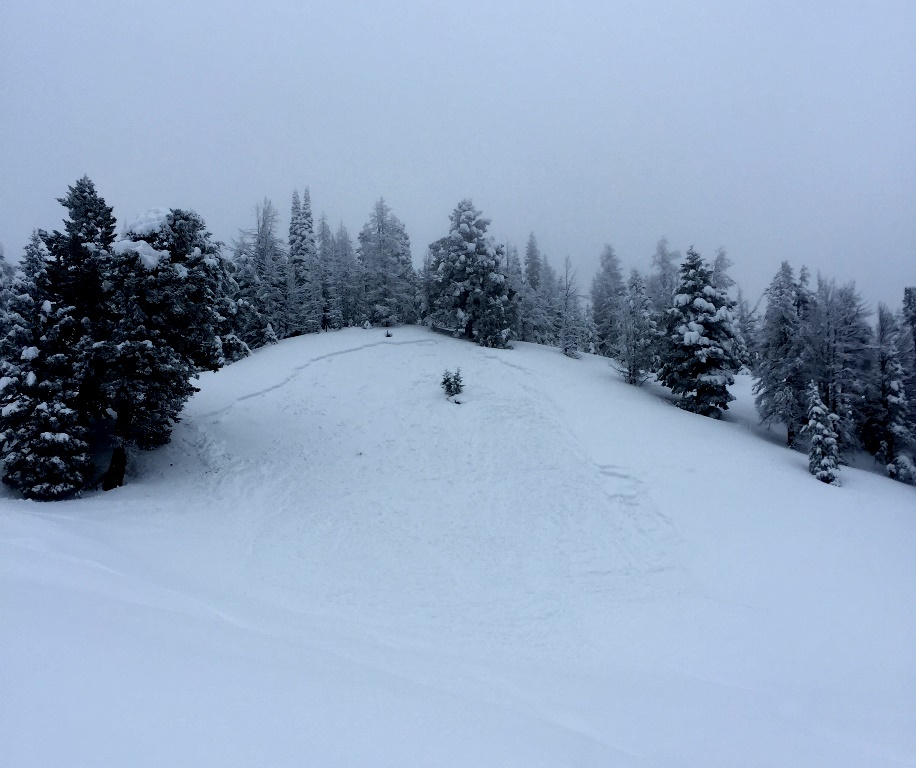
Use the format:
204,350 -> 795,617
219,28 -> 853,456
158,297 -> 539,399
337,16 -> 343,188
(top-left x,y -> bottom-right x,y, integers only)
0,177 -> 913,498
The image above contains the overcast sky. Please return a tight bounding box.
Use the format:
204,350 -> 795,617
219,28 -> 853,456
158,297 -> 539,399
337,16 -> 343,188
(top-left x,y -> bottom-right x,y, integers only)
1,0 -> 913,308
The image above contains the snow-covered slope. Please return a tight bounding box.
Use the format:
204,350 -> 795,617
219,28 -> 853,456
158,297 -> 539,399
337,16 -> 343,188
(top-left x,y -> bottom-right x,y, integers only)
2,327 -> 914,767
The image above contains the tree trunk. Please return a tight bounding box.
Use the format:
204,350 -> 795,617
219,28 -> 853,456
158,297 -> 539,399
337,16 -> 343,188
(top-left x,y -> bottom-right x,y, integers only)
103,403 -> 133,491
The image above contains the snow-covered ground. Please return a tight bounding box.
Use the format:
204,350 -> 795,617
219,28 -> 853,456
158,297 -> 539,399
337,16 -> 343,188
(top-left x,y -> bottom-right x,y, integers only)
2,327 -> 914,767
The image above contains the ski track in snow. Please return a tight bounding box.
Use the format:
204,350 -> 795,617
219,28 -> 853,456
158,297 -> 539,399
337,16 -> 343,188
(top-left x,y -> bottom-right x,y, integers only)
196,337 -> 436,420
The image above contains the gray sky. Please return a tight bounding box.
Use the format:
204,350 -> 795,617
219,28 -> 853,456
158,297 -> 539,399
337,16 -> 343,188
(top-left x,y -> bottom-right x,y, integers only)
2,0 -> 914,309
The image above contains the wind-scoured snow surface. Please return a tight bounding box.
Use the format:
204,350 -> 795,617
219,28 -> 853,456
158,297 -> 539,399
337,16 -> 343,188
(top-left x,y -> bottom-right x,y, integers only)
2,327 -> 914,767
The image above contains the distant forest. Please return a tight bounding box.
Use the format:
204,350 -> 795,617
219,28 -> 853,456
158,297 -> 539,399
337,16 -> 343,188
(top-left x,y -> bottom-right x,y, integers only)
0,177 -> 913,498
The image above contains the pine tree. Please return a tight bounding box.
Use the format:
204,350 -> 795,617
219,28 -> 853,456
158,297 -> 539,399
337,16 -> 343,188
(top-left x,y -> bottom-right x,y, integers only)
286,189 -> 307,335
230,234 -> 277,349
299,190 -> 325,333
862,305 -> 913,478
0,308 -> 93,499
536,256 -> 562,346
753,262 -> 809,446
524,233 -> 542,291
43,176 -> 118,421
801,276 -> 873,451
503,244 -> 526,341
614,269 -> 660,385
658,247 -> 741,418
210,255 -> 252,364
238,199 -> 287,336
317,216 -> 344,330
287,190 -> 323,335
514,246 -> 556,345
428,200 -> 511,347
647,237 -> 679,316
896,302 -> 916,429
0,180 -> 113,499
590,244 -> 625,357
803,381 -> 841,485
97,208 -> 225,488
903,287 -> 916,361
331,223 -> 360,326
559,257 -> 583,358
357,199 -> 416,326
711,247 -> 735,293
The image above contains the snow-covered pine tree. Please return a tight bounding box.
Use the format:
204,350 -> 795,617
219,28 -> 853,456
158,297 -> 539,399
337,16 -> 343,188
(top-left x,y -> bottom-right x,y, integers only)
647,237 -> 679,317
238,199 -> 287,337
0,299 -> 93,499
896,299 -> 916,419
614,269 -> 660,385
513,243 -> 555,344
428,200 -> 511,347
903,288 -> 916,355
657,247 -> 741,418
299,189 -> 325,333
590,244 -> 625,357
97,208 -> 226,488
559,257 -> 583,358
753,261 -> 809,447
801,276 -> 873,451
357,199 -> 417,326
230,234 -> 277,349
42,176 -> 117,419
536,256 -> 562,346
0,179 -> 113,499
524,233 -> 542,291
0,234 -> 59,491
803,381 -> 841,485
210,255 -> 252,365
332,223 -> 360,327
317,215 -> 344,330
711,247 -> 735,293
892,299 -> 916,483
504,244 -> 527,341
138,209 -> 226,371
286,189 -> 307,336
861,304 -> 913,480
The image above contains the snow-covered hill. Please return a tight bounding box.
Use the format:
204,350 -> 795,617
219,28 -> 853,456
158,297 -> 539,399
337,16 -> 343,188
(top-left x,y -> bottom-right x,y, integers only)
2,327 -> 914,767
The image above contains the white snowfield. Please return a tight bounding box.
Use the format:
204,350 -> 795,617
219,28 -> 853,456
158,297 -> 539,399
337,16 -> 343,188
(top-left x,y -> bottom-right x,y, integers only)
2,327 -> 914,767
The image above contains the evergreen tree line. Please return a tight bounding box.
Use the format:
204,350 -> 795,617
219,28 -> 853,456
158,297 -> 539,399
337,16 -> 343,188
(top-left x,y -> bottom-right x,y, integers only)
229,193 -> 419,345
586,239 -> 916,486
0,180 -> 912,497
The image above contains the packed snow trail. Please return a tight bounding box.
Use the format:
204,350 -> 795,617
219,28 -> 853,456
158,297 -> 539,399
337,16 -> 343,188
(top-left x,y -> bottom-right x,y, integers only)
2,327 -> 915,767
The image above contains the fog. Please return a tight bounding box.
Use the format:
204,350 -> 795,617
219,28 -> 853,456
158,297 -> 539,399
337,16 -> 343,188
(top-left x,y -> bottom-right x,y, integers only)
1,0 -> 913,307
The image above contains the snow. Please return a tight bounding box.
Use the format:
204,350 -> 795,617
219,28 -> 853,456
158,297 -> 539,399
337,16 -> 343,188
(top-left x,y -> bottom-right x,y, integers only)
2,327 -> 914,767
112,239 -> 168,269
692,296 -> 716,313
124,207 -> 170,236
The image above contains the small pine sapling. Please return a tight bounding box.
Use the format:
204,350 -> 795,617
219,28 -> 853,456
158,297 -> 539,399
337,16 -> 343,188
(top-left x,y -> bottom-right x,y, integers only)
441,368 -> 463,399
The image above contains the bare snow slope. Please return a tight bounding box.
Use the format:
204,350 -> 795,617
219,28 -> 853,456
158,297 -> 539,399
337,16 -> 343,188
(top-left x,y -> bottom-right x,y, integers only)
2,327 -> 915,767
